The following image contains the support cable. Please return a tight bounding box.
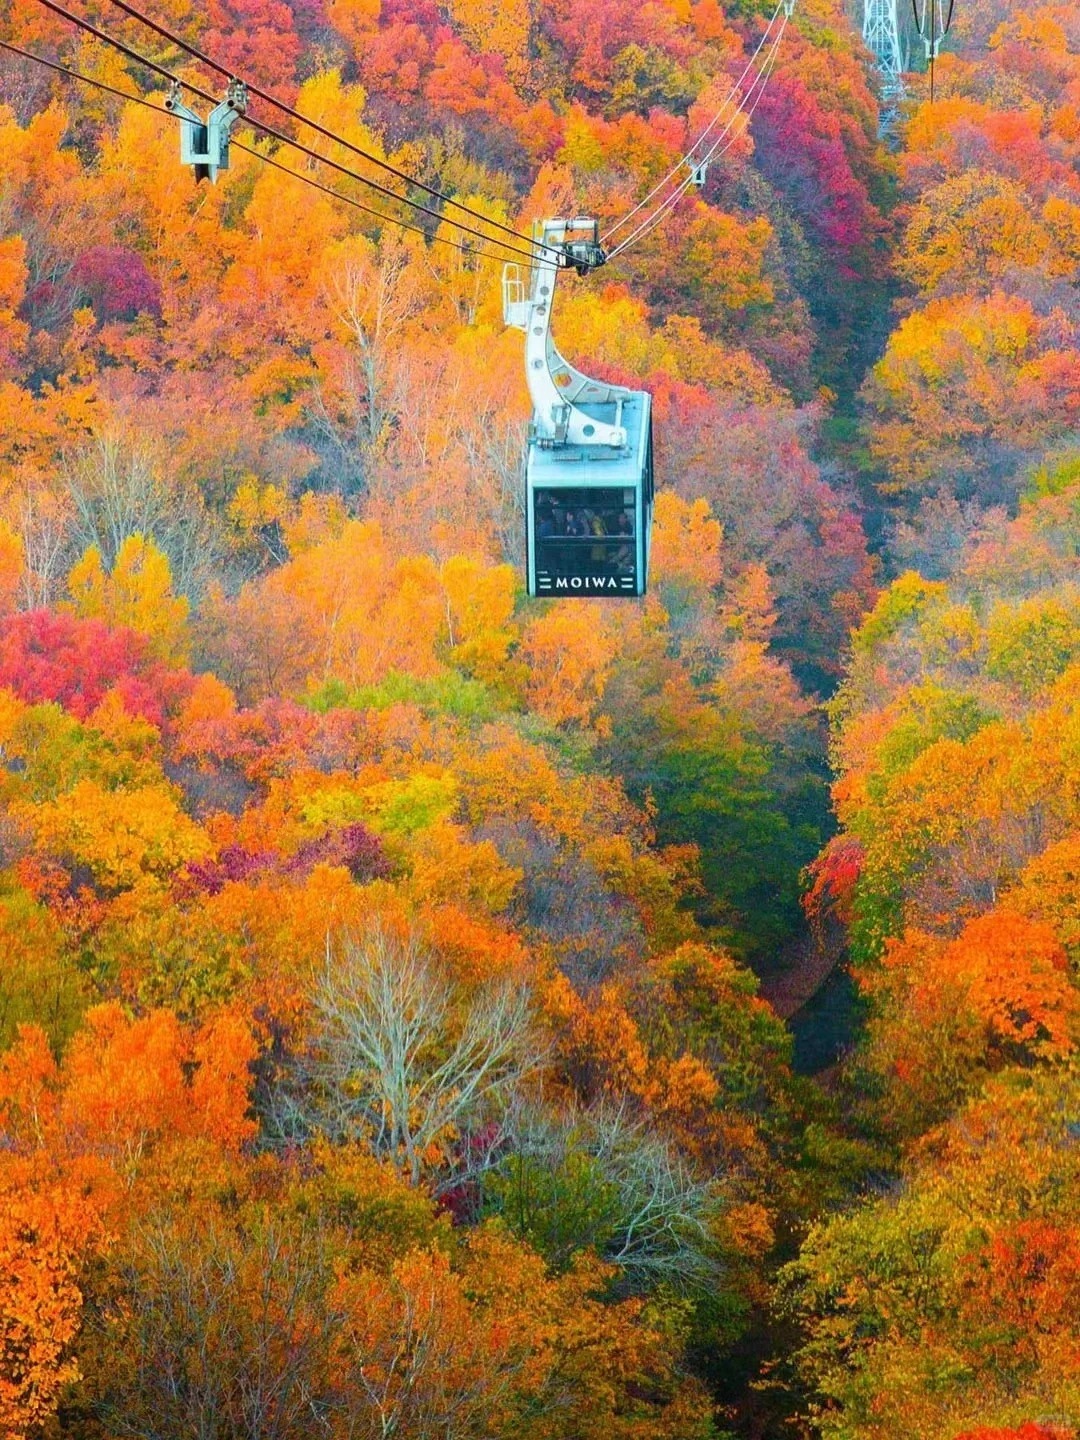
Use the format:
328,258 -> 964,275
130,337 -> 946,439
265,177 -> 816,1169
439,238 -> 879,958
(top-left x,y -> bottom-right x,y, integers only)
0,37 -> 515,261
101,0 -> 546,254
28,0 -> 543,264
602,0 -> 786,245
605,12 -> 789,263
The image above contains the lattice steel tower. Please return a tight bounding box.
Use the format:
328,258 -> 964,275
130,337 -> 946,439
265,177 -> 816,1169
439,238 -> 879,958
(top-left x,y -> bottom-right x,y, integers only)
863,0 -> 905,97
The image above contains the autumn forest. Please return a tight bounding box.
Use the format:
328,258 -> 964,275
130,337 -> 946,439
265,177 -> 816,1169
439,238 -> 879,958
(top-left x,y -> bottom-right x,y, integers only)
0,0 -> 1078,1435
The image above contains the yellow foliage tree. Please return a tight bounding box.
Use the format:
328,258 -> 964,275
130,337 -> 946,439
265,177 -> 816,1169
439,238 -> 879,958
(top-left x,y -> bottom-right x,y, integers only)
521,603 -> 618,730
0,232 -> 29,380
439,554 -> 520,688
449,0 -> 530,82
0,519 -> 24,615
23,778 -> 212,892
0,1178 -> 95,1440
67,534 -> 190,663
650,492 -> 724,597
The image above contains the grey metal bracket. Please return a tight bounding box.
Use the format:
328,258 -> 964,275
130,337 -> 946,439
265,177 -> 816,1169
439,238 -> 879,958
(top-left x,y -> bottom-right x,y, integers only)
165,79 -> 248,183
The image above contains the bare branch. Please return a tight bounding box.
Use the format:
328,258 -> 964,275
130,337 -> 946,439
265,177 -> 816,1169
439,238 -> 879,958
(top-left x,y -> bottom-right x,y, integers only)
292,919 -> 541,1191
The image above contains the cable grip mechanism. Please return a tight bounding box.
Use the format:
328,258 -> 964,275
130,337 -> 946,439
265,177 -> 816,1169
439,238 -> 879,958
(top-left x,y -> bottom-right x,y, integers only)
165,78 -> 247,183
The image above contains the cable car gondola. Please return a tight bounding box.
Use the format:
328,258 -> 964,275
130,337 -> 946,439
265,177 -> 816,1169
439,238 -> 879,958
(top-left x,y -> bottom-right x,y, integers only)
22,0 -> 794,609
503,218 -> 654,599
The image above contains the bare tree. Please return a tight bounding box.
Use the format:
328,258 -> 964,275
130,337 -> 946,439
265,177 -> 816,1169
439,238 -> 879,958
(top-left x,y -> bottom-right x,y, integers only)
500,1103 -> 726,1295
460,410 -> 527,565
0,47 -> 52,125
331,236 -> 422,447
18,487 -> 73,609
294,921 -> 539,1191
589,1105 -> 723,1292
63,428 -> 218,598
86,1214 -> 336,1440
310,234 -> 425,493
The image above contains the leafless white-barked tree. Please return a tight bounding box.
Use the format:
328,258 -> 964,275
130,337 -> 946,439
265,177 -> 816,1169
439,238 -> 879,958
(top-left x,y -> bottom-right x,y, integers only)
295,920 -> 539,1192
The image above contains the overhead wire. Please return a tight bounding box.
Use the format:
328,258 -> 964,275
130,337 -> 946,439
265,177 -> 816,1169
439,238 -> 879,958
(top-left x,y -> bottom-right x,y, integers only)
99,0 -> 545,256
609,99 -> 776,259
604,7 -> 791,260
0,37 -> 520,263
605,8 -> 791,264
21,0 -> 798,274
1,33 -> 168,109
27,0 -> 544,265
911,0 -> 956,101
601,0 -> 786,245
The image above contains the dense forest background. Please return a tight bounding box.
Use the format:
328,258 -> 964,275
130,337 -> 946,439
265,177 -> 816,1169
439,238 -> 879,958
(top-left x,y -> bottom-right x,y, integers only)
0,0 -> 1078,1436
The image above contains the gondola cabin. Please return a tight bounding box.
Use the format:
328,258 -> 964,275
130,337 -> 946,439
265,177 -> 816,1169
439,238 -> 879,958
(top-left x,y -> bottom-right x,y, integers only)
504,217 -> 654,599
527,391 -> 653,596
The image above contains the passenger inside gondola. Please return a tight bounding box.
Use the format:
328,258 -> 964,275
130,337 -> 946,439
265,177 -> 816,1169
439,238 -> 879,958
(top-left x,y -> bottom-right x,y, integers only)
533,486 -> 638,588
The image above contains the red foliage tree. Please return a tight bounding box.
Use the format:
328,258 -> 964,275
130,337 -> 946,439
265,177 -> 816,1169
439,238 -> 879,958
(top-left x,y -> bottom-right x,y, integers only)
68,246 -> 162,322
952,1427 -> 1074,1440
0,611 -> 192,725
203,0 -> 302,94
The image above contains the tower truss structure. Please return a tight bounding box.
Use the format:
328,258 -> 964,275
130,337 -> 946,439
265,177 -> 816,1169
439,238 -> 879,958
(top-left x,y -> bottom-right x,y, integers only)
863,0 -> 905,98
